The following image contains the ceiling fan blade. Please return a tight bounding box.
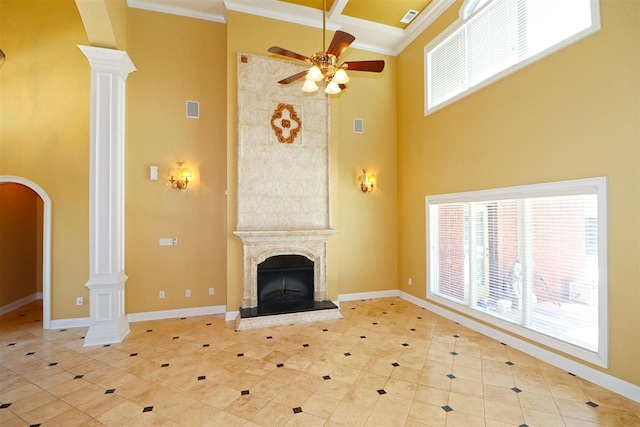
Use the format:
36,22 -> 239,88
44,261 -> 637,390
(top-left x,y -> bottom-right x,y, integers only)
268,46 -> 310,62
327,30 -> 355,57
343,60 -> 385,73
277,70 -> 308,85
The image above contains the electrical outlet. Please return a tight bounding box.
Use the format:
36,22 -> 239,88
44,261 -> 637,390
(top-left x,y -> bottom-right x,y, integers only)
173,237 -> 178,246
408,278 -> 412,286
185,289 -> 191,297
208,287 -> 214,295
76,297 -> 83,306
159,290 -> 165,299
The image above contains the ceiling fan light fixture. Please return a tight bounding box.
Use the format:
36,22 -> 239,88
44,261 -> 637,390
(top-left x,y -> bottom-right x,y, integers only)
325,80 -> 341,95
306,65 -> 324,82
302,79 -> 319,92
332,68 -> 349,84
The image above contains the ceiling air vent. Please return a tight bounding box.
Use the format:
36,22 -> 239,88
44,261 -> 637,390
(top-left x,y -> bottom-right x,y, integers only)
400,9 -> 419,24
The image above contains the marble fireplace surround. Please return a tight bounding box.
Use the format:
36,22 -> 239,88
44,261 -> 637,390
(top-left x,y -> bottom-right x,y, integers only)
234,53 -> 340,329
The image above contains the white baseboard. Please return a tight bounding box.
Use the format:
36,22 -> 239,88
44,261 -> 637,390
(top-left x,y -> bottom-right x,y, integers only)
397,290 -> 640,403
338,289 -> 399,302
128,305 -> 227,322
50,317 -> 90,329
0,293 -> 39,316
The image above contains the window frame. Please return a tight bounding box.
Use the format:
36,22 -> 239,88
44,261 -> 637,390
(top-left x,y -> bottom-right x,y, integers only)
424,0 -> 601,115
425,177 -> 609,367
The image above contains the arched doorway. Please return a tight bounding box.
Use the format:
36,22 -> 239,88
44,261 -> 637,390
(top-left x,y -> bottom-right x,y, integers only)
0,176 -> 52,328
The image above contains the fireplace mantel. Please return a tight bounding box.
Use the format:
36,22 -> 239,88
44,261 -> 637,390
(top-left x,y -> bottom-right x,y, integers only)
234,229 -> 338,309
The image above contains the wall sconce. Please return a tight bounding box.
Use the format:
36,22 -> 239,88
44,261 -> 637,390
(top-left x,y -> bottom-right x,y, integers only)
168,161 -> 192,190
359,169 -> 376,193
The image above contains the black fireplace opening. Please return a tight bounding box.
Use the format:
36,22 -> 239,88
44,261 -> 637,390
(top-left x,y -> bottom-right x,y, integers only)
258,255 -> 314,305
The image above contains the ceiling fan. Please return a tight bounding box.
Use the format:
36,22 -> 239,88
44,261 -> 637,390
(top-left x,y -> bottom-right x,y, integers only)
267,0 -> 385,95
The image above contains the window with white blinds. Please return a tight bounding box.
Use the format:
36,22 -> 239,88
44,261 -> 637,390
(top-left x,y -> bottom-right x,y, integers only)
424,0 -> 600,114
426,177 -> 608,366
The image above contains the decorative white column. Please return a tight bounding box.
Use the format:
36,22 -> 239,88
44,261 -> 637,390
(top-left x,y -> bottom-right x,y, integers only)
79,46 -> 136,346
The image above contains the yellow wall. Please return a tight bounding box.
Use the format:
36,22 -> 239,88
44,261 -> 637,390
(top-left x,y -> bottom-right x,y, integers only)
0,0 -> 90,319
75,0 -> 128,49
0,184 -> 41,307
397,0 -> 640,385
225,11 -> 398,310
125,9 -> 227,313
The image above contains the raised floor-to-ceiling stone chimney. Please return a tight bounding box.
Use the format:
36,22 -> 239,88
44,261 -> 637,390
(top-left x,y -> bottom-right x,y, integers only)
233,53 -> 340,330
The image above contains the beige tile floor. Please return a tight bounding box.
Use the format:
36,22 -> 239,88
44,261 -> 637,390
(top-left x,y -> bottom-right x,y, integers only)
1,298 -> 639,426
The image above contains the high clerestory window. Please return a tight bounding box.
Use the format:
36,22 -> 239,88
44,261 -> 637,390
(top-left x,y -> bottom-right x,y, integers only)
426,177 -> 608,367
424,0 -> 601,114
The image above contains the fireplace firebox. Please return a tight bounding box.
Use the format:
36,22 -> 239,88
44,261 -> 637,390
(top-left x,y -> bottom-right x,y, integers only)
258,255 -> 314,305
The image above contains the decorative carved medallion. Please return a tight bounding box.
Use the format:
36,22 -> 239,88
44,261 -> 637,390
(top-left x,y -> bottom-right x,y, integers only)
270,103 -> 302,144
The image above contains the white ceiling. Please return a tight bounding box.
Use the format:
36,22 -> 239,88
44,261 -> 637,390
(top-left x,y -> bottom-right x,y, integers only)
126,0 -> 455,55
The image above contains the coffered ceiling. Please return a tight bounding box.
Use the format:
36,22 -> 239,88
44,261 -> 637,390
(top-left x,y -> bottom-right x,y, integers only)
126,0 -> 455,55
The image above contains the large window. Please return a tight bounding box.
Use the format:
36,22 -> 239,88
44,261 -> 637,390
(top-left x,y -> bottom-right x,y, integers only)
426,177 -> 608,366
424,0 -> 601,114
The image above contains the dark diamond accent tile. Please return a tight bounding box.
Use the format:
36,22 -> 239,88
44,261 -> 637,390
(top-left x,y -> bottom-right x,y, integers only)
60,329 -> 67,332
26,352 -> 35,355
80,336 -> 85,339
172,337 -> 179,340
511,387 -> 522,393
453,334 -> 459,338
390,303 -> 395,305
8,343 -> 16,346
344,353 -> 351,357
417,316 -> 422,319
372,322 -> 378,325
30,424 -> 41,427
105,389 -> 115,394
410,328 -> 416,331
351,307 -> 355,310
180,317 -> 186,320
74,375 -> 84,379
143,406 -> 153,412
519,425 -> 529,427
146,329 -> 153,332
237,353 -> 244,357
323,375 -> 331,380
303,344 -> 309,347
568,372 -> 576,376
203,344 -> 210,348
450,351 -> 458,356
292,407 -> 302,414
586,401 -> 599,408
501,342 -> 507,346
447,374 -> 456,379
442,405 -> 453,412
266,336 -> 272,339
241,390 -> 250,396
391,362 -> 400,367
377,389 -> 386,395
402,343 -> 409,347
103,344 -> 111,347
277,363 -> 284,368
198,376 -> 206,381
382,312 -> 388,314
206,323 -> 212,326
130,353 -> 138,357
506,361 -> 515,366
48,362 -> 58,366
0,403 -> 12,409
161,363 -> 169,367
322,329 -> 328,332
360,336 -> 366,339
